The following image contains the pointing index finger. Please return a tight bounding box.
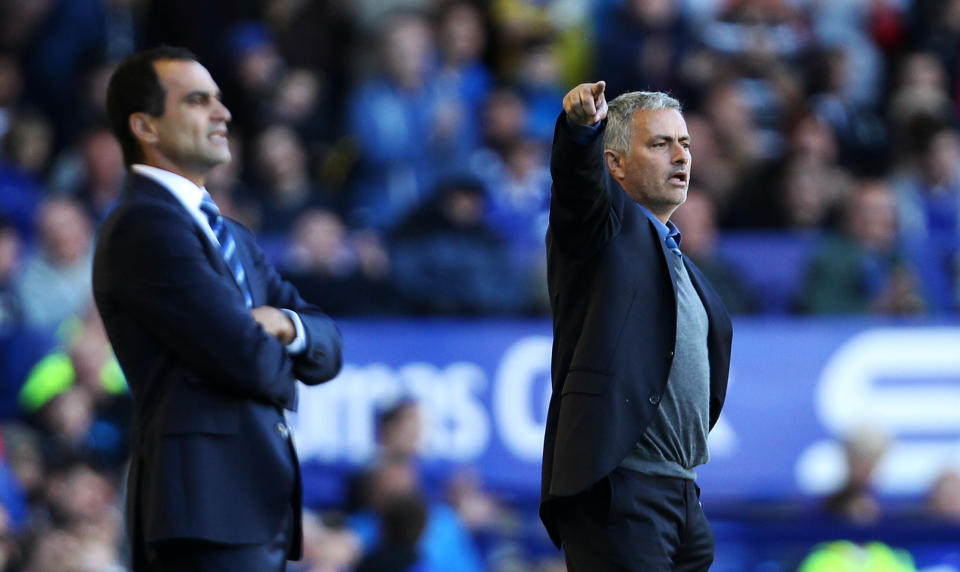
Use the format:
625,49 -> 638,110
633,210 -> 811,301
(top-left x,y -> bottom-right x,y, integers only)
581,86 -> 597,117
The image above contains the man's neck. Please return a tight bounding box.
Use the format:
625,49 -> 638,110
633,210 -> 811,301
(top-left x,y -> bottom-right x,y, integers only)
141,157 -> 205,188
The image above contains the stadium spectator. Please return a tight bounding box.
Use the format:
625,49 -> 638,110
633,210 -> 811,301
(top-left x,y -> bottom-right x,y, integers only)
682,114 -> 739,215
800,179 -> 925,314
595,0 -> 691,99
0,215 -> 21,334
268,0 -> 355,114
283,208 -> 400,316
891,125 -> 960,237
14,198 -> 94,331
926,465 -> 960,522
0,52 -> 21,142
226,21 -> 287,132
4,110 -> 55,179
269,68 -> 335,149
21,458 -> 123,572
468,87 -> 547,247
807,47 -> 888,173
14,0 -> 113,149
0,502 -> 15,570
434,1 -> 494,155
345,9 -> 446,231
1,424 -> 44,524
724,110 -> 848,229
886,52 -> 954,144
251,124 -> 331,234
916,0 -> 960,105
355,492 -> 429,572
0,161 -> 41,247
18,310 -> 128,470
478,138 -> 551,251
511,34 -> 566,145
779,156 -> 850,231
293,510 -> 362,572
797,540 -> 917,572
475,86 -> 528,159
700,80 -> 769,198
823,424 -> 891,525
349,456 -> 484,572
49,125 -> 125,222
391,175 -> 525,315
445,469 -> 511,537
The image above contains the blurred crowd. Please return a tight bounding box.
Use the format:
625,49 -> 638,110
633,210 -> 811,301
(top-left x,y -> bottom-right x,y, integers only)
0,0 -> 960,569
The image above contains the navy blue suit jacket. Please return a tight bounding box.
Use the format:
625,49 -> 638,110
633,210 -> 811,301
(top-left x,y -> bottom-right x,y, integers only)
92,173 -> 342,560
539,115 -> 733,546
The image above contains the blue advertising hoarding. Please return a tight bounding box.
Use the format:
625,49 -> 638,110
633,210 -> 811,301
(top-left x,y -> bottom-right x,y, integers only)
290,318 -> 960,502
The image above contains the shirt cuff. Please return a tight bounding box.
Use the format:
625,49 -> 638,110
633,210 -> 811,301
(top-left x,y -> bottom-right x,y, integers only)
565,116 -> 601,145
281,309 -> 306,354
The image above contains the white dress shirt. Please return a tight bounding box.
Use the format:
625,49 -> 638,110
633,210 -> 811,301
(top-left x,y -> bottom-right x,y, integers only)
131,164 -> 306,354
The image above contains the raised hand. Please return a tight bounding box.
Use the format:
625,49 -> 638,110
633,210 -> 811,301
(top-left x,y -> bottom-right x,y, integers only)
563,81 -> 608,126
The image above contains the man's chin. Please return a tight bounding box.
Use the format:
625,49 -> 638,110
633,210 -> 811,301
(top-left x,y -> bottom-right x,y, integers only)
206,151 -> 232,167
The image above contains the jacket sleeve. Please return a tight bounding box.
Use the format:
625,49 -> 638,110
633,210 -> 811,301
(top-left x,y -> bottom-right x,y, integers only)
238,224 -> 343,385
101,203 -> 299,409
549,113 -> 619,255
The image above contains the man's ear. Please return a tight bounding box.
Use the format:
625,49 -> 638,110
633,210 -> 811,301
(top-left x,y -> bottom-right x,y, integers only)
604,149 -> 625,181
129,113 -> 158,146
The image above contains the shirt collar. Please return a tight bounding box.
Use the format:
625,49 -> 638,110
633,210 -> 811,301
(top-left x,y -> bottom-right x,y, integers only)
131,164 -> 206,210
635,203 -> 682,248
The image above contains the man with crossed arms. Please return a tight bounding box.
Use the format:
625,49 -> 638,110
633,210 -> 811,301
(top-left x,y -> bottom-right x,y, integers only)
94,47 -> 342,571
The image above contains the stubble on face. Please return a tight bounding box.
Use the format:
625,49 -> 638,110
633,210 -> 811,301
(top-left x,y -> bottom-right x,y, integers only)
621,108 -> 691,223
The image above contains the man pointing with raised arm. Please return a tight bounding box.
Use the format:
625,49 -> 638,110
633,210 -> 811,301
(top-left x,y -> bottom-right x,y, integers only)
539,81 -> 733,570
94,47 -> 342,571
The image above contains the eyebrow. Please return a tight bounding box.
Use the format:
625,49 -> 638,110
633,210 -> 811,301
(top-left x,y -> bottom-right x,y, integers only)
181,90 -> 223,101
648,134 -> 691,144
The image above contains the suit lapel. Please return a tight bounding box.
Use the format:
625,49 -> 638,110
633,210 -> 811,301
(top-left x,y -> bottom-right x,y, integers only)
638,210 -> 680,293
124,173 -> 252,302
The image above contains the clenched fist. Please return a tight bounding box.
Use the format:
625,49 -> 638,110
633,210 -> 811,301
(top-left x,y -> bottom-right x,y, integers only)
563,81 -> 607,126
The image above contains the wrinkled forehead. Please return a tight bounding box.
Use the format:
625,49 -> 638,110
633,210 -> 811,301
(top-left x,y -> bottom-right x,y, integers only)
153,59 -> 219,97
632,108 -> 688,139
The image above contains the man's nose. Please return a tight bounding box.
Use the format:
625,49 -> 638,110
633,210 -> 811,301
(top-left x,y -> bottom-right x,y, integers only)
213,99 -> 232,123
672,144 -> 688,164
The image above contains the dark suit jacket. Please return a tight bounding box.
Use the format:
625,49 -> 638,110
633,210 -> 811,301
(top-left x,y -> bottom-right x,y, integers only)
539,115 -> 733,546
92,173 -> 342,561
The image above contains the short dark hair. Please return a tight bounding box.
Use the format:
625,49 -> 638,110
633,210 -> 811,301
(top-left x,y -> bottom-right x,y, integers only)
106,46 -> 198,167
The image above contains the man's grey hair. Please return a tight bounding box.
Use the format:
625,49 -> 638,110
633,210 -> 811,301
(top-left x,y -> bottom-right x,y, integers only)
604,91 -> 682,155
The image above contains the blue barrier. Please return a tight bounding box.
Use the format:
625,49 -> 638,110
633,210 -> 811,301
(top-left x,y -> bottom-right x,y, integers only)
294,317 -> 960,506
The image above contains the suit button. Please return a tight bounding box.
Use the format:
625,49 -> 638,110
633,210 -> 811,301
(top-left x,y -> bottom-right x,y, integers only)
649,393 -> 661,405
667,350 -> 675,359
277,422 -> 290,438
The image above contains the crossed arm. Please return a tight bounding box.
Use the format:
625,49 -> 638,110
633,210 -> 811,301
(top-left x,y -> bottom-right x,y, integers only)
102,204 -> 341,408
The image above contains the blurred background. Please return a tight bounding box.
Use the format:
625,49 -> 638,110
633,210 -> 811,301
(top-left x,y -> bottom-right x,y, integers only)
0,0 -> 959,570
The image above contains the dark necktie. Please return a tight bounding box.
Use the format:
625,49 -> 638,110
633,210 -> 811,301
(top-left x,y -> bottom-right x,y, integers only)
199,193 -> 254,308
